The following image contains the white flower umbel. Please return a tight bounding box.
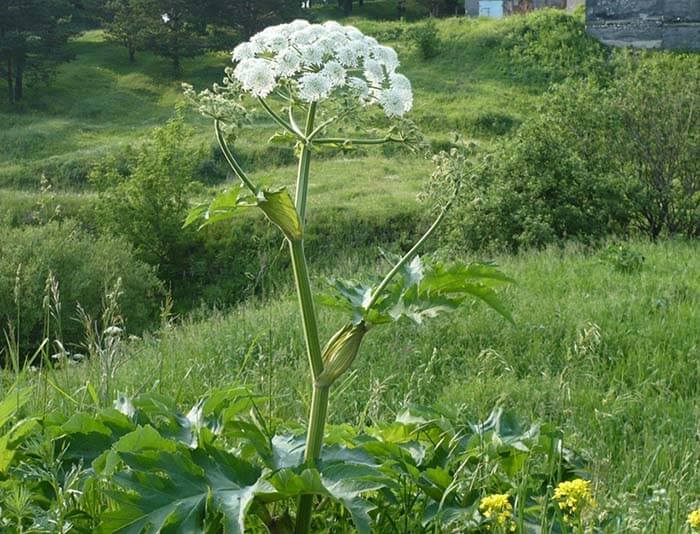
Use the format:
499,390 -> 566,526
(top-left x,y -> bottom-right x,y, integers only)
298,72 -> 332,102
228,19 -> 413,117
234,58 -> 276,97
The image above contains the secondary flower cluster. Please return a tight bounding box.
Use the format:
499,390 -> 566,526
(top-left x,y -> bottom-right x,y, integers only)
553,478 -> 596,521
689,508 -> 700,531
480,493 -> 516,531
226,20 -> 413,117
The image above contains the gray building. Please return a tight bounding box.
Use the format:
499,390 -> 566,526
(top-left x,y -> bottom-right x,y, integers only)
586,0 -> 700,50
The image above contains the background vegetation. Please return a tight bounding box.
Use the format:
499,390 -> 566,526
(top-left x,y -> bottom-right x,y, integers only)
1,1 -> 699,531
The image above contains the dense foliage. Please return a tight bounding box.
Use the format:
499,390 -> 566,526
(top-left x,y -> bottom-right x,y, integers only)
0,386 -> 591,532
0,221 -> 161,358
0,0 -> 82,103
438,51 -> 700,251
500,8 -> 611,84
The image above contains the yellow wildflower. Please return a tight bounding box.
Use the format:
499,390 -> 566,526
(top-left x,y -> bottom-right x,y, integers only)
480,493 -> 515,530
688,508 -> 700,530
553,479 -> 595,519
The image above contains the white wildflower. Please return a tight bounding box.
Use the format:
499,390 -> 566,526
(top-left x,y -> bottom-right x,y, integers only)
234,58 -> 277,97
276,48 -> 302,76
298,72 -> 332,102
379,87 -> 412,117
225,20 -> 412,118
322,61 -> 347,88
161,13 -> 170,23
363,58 -> 385,85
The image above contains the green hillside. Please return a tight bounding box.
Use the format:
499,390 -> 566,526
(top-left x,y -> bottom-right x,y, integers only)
1,5 -> 699,531
0,15 -> 543,192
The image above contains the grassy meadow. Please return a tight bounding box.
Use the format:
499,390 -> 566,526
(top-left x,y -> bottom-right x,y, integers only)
1,2 -> 699,531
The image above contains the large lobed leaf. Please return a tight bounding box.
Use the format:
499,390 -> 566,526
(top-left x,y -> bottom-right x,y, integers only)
321,255 -> 514,326
184,185 -> 301,240
100,426 -> 262,534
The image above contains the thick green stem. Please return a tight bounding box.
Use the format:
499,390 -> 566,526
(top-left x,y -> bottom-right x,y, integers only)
289,102 -> 329,534
294,103 -> 317,222
289,239 -> 324,380
294,385 -> 329,534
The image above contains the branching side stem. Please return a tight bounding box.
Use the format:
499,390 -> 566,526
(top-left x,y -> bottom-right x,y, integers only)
366,183 -> 461,311
214,120 -> 257,193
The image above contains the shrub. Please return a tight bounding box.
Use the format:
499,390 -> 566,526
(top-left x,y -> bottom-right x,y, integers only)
91,112 -> 203,282
500,9 -> 610,84
606,52 -> 700,238
437,52 -> 699,251
406,19 -> 442,59
433,81 -> 629,252
0,220 -> 162,356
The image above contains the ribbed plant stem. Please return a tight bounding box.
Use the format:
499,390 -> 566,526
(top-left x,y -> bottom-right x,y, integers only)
287,102 -> 329,534
295,103 -> 316,223
294,385 -> 329,534
289,240 -> 323,380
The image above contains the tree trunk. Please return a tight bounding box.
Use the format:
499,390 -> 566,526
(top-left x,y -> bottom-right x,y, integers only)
128,43 -> 136,62
343,0 -> 353,14
6,57 -> 13,104
13,58 -> 23,102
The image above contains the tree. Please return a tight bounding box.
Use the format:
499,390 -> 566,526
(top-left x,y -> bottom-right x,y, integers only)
0,0 -> 80,103
203,0 -> 303,40
141,0 -> 208,72
103,0 -> 151,62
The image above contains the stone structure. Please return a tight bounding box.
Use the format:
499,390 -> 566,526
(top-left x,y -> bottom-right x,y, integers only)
586,0 -> 700,50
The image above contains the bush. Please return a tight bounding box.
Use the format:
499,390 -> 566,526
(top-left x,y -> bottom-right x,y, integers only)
91,112 -> 203,282
606,52 -> 700,238
436,52 -> 699,252
432,82 -> 629,252
406,19 -> 442,59
500,10 -> 610,84
0,221 -> 162,356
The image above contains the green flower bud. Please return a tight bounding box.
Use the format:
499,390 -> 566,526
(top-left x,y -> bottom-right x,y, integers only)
316,322 -> 367,387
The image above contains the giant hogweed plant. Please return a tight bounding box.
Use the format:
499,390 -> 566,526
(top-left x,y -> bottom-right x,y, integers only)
180,20 -> 513,533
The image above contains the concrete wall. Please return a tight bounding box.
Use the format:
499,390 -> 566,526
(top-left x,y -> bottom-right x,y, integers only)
586,0 -> 700,50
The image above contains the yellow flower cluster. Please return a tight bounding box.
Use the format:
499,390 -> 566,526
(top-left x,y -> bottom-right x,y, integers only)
480,493 -> 515,530
553,479 -> 595,519
688,508 -> 700,530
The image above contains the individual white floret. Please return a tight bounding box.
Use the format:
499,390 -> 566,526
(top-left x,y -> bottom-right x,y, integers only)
374,45 -> 399,71
300,44 -> 325,67
347,77 -> 370,101
293,26 -> 323,46
298,72 -> 332,102
335,46 -> 359,67
390,72 -> 411,92
348,40 -> 370,60
232,42 -> 258,62
287,19 -> 311,32
323,21 -> 343,30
